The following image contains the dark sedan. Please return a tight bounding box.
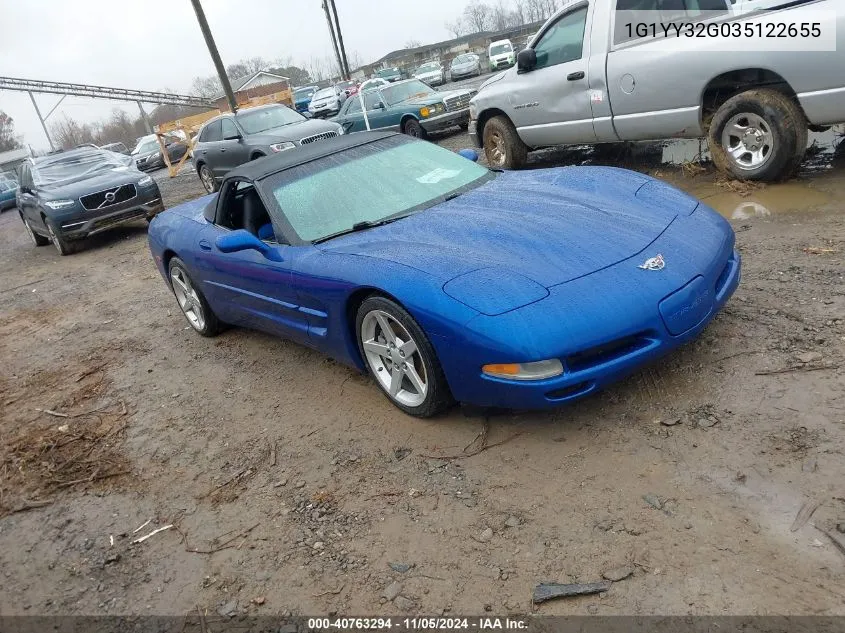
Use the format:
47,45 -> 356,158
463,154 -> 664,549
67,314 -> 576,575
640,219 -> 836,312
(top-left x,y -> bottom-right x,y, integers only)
192,103 -> 343,193
132,135 -> 189,171
16,148 -> 164,255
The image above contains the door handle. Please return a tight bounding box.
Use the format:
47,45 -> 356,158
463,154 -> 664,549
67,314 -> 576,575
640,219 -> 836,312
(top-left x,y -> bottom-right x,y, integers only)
567,71 -> 585,81
199,239 -> 212,251
220,148 -> 226,153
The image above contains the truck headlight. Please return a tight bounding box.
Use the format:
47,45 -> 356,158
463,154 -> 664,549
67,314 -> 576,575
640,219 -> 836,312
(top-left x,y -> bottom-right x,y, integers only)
44,199 -> 76,210
482,359 -> 563,381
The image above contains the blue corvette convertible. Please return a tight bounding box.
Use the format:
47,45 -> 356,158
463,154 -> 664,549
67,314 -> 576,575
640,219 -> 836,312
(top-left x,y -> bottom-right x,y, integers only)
148,131 -> 740,417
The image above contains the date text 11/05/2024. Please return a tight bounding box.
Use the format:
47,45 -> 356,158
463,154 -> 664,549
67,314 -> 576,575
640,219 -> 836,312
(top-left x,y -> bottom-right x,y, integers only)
307,617 -> 528,630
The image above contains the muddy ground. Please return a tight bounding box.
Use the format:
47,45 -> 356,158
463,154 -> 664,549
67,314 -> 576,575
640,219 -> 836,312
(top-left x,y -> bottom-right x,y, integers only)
0,128 -> 844,620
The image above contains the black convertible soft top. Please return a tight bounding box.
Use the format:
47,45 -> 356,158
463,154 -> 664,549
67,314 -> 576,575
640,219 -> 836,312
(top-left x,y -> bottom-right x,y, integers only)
227,130 -> 401,182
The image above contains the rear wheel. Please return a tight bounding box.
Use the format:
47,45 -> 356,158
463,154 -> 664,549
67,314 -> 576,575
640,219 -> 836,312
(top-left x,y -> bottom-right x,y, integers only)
168,257 -> 222,337
20,212 -> 49,246
402,118 -> 427,139
483,115 -> 528,169
709,88 -> 807,181
198,163 -> 218,193
356,296 -> 453,418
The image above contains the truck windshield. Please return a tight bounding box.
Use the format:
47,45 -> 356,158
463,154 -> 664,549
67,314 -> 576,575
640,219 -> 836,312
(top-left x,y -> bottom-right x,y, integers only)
490,43 -> 512,55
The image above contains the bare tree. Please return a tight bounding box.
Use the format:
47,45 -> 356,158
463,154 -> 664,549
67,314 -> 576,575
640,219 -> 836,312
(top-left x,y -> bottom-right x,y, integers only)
463,1 -> 493,32
491,0 -> 521,29
50,115 -> 97,149
0,111 -> 22,152
404,39 -> 422,49
445,17 -> 465,38
191,75 -> 223,98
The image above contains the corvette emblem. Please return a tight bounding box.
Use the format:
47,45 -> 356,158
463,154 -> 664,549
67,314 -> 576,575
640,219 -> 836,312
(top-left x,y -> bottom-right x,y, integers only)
638,254 -> 665,271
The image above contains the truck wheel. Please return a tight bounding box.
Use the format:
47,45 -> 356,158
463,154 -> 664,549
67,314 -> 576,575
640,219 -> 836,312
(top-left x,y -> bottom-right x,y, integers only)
709,89 -> 807,181
482,115 -> 528,169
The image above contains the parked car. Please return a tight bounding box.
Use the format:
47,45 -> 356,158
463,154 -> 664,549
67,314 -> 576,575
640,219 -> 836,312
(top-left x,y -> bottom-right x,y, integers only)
413,61 -> 446,86
308,86 -> 347,118
132,134 -> 189,171
100,142 -> 129,155
148,131 -> 739,417
293,86 -> 319,113
192,103 -> 343,193
332,79 -> 475,138
488,39 -> 515,71
359,77 -> 390,92
16,147 -> 163,255
0,178 -> 17,211
450,53 -> 483,80
469,0 -> 845,181
336,79 -> 360,97
375,67 -> 403,82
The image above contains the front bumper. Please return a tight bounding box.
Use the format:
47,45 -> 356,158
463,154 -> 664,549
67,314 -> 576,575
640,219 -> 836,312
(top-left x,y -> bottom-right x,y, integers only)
54,190 -> 165,239
309,105 -> 340,118
434,212 -> 741,409
136,155 -> 163,171
420,109 -> 470,133
451,67 -> 479,79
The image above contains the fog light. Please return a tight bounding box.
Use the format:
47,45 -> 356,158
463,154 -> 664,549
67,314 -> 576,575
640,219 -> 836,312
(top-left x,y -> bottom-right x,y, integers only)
482,359 -> 563,381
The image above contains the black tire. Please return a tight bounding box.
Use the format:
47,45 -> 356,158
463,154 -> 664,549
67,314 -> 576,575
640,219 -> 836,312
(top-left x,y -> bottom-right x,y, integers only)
45,218 -> 80,256
197,163 -> 219,193
355,295 -> 453,418
709,88 -> 807,182
20,212 -> 49,246
168,257 -> 222,337
482,115 -> 528,169
402,118 -> 427,140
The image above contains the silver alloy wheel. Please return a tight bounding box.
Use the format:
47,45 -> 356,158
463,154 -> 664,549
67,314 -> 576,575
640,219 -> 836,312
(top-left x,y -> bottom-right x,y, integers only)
199,166 -> 215,193
170,267 -> 206,331
22,217 -> 38,245
721,112 -> 774,171
361,309 -> 428,408
487,129 -> 506,167
46,222 -> 62,254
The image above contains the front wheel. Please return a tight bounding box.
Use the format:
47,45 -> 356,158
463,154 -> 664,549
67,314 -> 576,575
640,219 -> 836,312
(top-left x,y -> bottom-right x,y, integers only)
356,296 -> 453,418
198,163 -> 219,193
46,219 -> 79,256
482,115 -> 528,169
709,88 -> 807,181
21,212 -> 49,246
168,257 -> 222,337
402,118 -> 427,139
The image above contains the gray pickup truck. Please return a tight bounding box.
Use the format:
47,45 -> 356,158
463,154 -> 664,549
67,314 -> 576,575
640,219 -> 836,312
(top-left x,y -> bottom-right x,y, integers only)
469,0 -> 844,181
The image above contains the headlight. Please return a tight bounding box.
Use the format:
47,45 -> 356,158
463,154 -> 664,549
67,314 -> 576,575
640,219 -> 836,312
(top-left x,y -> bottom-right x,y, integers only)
269,142 -> 296,153
482,359 -> 564,381
138,175 -> 154,186
44,199 -> 76,210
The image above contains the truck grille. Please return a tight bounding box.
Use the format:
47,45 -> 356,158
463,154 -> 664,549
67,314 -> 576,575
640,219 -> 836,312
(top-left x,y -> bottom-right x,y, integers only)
300,131 -> 339,145
80,184 -> 137,211
444,93 -> 472,112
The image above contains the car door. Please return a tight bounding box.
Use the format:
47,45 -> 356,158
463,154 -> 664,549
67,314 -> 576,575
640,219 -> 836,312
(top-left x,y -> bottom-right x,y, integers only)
196,119 -> 223,177
16,164 -> 44,232
218,118 -> 251,173
337,97 -> 365,133
192,179 -> 311,344
507,4 -> 596,147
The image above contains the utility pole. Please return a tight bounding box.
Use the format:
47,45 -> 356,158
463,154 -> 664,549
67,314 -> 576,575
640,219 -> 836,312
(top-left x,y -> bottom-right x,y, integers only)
321,0 -> 345,80
189,0 -> 238,112
28,91 -> 54,151
328,0 -> 351,78
137,101 -> 153,134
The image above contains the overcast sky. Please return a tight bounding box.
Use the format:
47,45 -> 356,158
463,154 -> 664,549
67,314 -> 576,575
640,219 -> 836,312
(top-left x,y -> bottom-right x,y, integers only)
0,0 -> 472,151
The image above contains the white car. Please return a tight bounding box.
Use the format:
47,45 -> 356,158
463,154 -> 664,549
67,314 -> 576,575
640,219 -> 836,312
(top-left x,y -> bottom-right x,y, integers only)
359,77 -> 390,93
488,39 -> 515,72
413,61 -> 446,87
308,86 -> 347,118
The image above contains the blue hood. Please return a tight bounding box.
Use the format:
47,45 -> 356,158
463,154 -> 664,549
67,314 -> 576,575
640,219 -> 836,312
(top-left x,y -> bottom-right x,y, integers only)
321,166 -> 696,288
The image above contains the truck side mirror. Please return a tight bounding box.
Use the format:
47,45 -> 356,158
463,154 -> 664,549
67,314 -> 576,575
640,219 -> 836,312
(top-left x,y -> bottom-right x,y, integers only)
517,49 -> 537,73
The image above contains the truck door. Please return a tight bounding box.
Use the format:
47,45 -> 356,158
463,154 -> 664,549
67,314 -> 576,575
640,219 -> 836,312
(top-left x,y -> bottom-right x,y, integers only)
507,4 -> 597,147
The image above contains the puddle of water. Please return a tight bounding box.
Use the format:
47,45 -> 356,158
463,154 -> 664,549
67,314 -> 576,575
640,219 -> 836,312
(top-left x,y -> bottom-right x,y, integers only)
688,182 -> 833,220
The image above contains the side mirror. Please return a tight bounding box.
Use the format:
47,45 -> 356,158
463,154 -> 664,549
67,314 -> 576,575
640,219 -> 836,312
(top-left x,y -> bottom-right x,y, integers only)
375,101 -> 386,109
457,149 -> 479,162
223,133 -> 242,141
517,48 -> 537,73
215,229 -> 283,262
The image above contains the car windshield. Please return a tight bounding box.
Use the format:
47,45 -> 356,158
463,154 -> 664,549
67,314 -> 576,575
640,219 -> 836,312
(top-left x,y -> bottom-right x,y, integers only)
377,68 -> 399,77
416,63 -> 439,73
453,55 -> 473,64
33,149 -> 132,188
490,43 -> 512,55
294,88 -> 316,99
337,81 -> 356,89
266,137 -> 493,242
312,88 -> 336,99
380,80 -> 435,105
132,140 -> 159,155
236,105 -> 304,134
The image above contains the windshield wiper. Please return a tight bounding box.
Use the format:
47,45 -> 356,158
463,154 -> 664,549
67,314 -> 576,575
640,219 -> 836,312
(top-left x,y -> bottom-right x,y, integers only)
313,215 -> 410,244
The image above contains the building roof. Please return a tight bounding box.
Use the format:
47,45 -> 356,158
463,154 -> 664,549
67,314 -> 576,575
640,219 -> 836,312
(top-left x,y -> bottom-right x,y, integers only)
227,131 -> 399,181
214,71 -> 291,99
